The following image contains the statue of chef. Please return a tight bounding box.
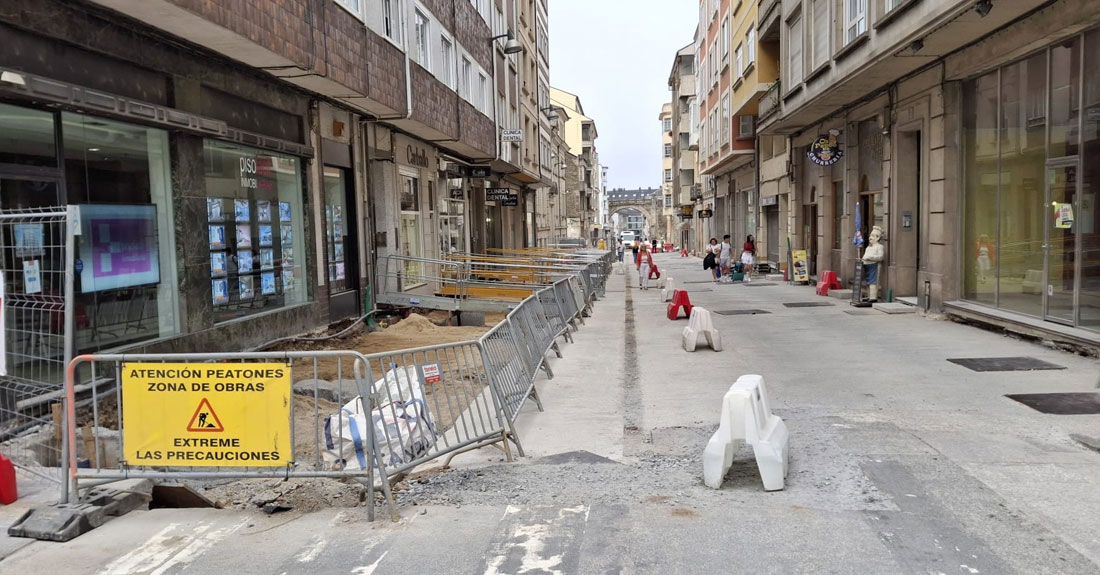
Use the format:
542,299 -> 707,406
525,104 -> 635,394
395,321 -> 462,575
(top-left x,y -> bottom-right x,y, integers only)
861,225 -> 885,301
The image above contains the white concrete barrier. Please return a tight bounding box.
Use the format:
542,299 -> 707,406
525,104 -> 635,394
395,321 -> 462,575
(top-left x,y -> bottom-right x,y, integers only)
656,275 -> 666,289
661,278 -> 676,302
682,307 -> 722,352
703,374 -> 789,491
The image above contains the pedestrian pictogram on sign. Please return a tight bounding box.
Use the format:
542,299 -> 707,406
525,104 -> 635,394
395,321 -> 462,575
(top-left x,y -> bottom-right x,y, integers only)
187,398 -> 224,432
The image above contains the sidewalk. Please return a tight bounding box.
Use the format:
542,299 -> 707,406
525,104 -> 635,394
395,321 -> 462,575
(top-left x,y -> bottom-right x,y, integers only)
1,253 -> 1098,574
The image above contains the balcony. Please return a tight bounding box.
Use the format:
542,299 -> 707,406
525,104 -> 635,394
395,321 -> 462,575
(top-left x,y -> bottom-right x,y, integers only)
678,74 -> 696,97
758,81 -> 780,122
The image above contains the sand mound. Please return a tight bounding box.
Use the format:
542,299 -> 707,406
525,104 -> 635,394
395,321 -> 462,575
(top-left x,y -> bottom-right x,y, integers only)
385,313 -> 439,334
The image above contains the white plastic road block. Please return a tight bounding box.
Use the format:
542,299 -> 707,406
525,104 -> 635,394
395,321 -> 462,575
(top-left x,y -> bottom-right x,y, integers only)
703,374 -> 789,491
657,275 -> 667,289
661,278 -> 676,302
682,307 -> 723,352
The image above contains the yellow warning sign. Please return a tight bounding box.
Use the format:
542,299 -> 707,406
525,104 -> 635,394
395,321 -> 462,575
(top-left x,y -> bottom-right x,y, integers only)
121,362 -> 291,467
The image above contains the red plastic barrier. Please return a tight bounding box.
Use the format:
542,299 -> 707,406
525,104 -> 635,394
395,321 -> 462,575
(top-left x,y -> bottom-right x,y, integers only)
667,289 -> 693,320
0,453 -> 17,504
816,271 -> 842,296
680,248 -> 689,257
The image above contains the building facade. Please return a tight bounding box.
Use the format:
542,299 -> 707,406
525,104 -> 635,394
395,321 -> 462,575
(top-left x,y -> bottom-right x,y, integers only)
669,42 -> 701,251
660,103 -> 676,243
549,87 -> 600,243
758,0 -> 1100,348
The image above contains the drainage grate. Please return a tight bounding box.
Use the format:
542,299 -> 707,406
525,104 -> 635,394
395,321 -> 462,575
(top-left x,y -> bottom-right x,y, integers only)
844,309 -> 882,316
947,357 -> 1066,372
713,309 -> 771,315
683,280 -> 720,284
783,302 -> 834,308
741,282 -> 777,287
1006,393 -> 1100,415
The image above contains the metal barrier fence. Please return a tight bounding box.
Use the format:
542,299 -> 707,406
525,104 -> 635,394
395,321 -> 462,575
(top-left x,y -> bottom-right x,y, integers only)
62,351 -> 397,521
55,253 -> 610,516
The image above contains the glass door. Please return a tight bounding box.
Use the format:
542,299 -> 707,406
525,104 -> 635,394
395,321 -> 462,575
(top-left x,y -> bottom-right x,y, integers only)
1044,160 -> 1079,324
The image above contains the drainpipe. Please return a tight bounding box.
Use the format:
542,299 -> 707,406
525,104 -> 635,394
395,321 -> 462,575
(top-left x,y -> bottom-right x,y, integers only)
403,6 -> 413,119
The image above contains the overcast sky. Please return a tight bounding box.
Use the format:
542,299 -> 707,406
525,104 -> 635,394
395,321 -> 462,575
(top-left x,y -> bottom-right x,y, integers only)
549,0 -> 698,191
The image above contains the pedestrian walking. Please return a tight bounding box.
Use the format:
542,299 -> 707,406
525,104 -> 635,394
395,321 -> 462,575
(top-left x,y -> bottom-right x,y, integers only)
617,240 -> 624,263
719,234 -> 733,282
741,234 -> 757,282
636,244 -> 655,290
703,238 -> 720,282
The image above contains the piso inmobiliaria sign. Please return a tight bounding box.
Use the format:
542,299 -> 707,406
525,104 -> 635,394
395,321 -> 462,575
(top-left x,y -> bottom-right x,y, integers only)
121,363 -> 291,466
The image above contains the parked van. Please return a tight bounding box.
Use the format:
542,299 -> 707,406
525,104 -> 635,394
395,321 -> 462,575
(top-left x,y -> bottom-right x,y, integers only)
619,231 -> 636,248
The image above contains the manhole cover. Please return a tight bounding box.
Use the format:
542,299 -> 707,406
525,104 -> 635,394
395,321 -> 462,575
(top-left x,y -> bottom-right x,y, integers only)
713,309 -> 771,315
844,309 -> 881,316
783,302 -> 834,308
741,282 -> 777,287
1006,393 -> 1100,415
947,357 -> 1066,372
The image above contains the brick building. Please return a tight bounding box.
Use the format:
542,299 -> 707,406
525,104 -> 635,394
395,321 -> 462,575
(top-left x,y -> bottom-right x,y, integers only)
0,0 -> 547,370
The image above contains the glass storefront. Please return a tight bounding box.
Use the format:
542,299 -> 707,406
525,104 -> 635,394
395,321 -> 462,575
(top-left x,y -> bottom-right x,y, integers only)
0,102 -> 180,353
439,180 -> 466,256
962,31 -> 1100,331
399,173 -> 423,288
203,141 -> 307,323
323,167 -> 350,293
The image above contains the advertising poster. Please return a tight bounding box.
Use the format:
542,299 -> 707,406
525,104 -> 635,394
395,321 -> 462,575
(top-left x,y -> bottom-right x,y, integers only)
23,260 -> 42,294
281,247 -> 294,267
259,249 -> 274,270
333,242 -> 344,261
280,226 -> 292,245
256,200 -> 271,223
209,225 -> 226,249
279,202 -> 292,222
282,269 -> 295,292
238,250 -> 254,273
259,225 -> 273,247
234,199 -> 250,222
210,252 -> 227,277
239,276 -> 255,300
207,198 -> 224,222
235,224 -> 252,249
261,272 -> 276,295
792,250 -> 809,283
79,204 -> 161,293
212,279 -> 229,305
14,223 -> 44,257
335,262 -> 345,281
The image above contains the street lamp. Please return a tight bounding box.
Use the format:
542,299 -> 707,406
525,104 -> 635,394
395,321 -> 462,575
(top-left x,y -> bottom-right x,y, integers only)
540,106 -> 562,122
490,31 -> 523,55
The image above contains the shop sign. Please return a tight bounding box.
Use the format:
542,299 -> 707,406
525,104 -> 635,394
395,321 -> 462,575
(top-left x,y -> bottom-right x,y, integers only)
467,166 -> 491,178
406,145 -> 430,168
449,189 -> 465,200
807,130 -> 843,166
501,129 -> 523,142
444,163 -> 464,178
699,209 -> 713,219
791,250 -> 809,283
488,188 -> 518,206
761,195 -> 778,207
121,363 -> 291,467
680,205 -> 694,216
679,212 -> 694,220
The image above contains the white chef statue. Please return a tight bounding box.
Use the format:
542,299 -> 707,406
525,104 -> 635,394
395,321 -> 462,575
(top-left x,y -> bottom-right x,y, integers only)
861,225 -> 885,301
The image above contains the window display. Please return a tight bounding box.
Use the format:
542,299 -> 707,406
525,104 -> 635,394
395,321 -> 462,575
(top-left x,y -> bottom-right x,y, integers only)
203,141 -> 307,322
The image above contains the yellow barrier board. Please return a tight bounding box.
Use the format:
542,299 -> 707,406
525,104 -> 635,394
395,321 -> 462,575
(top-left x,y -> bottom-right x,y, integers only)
121,362 -> 292,467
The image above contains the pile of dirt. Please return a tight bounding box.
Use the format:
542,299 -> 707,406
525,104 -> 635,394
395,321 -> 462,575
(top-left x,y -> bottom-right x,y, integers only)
199,477 -> 367,513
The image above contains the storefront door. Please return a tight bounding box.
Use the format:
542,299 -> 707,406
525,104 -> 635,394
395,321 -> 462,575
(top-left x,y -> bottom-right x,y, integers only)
323,166 -> 359,320
399,173 -> 423,289
439,197 -> 466,256
1044,159 -> 1079,324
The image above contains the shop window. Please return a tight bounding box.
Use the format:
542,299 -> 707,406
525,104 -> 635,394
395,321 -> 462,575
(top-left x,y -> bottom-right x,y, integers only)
323,167 -> 351,293
399,174 -> 424,288
203,141 -> 307,323
62,112 -> 179,352
0,103 -> 57,168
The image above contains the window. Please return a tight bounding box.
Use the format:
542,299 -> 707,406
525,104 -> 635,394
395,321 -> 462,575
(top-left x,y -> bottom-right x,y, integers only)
788,15 -> 804,86
335,0 -> 361,16
665,195 -> 673,208
440,36 -> 455,88
700,122 -> 707,157
845,0 -> 867,44
747,27 -> 755,66
711,110 -> 719,152
722,94 -> 730,144
478,73 -> 488,112
382,0 -> 400,43
712,40 -> 719,83
722,17 -> 730,61
203,141 -> 307,322
664,143 -> 673,157
664,169 -> 673,182
461,57 -> 472,99
739,115 -> 755,137
663,118 -> 672,132
735,44 -> 744,77
415,10 -> 430,68
885,0 -> 901,13
811,0 -> 829,70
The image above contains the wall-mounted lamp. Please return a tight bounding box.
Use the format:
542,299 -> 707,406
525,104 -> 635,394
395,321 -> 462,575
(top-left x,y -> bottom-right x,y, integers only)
974,0 -> 992,17
490,31 -> 523,55
540,106 -> 562,122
